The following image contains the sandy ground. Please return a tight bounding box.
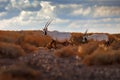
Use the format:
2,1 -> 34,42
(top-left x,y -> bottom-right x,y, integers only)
0,49 -> 120,80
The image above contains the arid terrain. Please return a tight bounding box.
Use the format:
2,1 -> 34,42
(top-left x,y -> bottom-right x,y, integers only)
0,30 -> 120,80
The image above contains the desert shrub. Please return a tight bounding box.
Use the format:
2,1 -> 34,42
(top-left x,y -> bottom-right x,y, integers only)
77,41 -> 99,59
21,43 -> 38,53
54,46 -> 78,58
71,33 -> 83,45
110,40 -> 120,50
23,34 -> 51,47
82,47 -> 120,65
0,63 -> 41,80
0,31 -> 20,43
0,42 -> 25,58
0,30 -> 52,48
0,36 -> 14,43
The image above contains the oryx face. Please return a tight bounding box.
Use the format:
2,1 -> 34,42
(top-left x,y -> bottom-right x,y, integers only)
82,36 -> 88,42
42,28 -> 47,35
82,29 -> 88,43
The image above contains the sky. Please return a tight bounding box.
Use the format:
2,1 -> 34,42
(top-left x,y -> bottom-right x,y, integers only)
0,0 -> 120,33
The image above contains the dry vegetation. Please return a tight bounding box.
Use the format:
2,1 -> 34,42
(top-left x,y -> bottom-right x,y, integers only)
54,45 -> 78,58
53,33 -> 120,65
83,47 -> 120,65
0,30 -> 51,58
0,30 -> 120,65
0,63 -> 41,80
0,30 -> 120,80
0,42 -> 25,58
77,36 -> 120,65
77,41 -> 99,59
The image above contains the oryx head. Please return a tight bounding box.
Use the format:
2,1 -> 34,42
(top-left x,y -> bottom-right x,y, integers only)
82,29 -> 88,43
42,18 -> 53,35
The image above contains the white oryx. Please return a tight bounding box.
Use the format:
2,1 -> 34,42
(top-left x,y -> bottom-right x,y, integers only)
42,19 -> 72,48
82,30 -> 110,46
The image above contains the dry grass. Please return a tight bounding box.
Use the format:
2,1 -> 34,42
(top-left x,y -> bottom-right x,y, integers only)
76,37 -> 120,66
21,43 -> 38,53
0,30 -> 51,54
77,41 -> 99,59
71,33 -> 83,45
54,46 -> 78,58
82,47 -> 120,66
0,63 -> 41,80
23,34 -> 51,47
0,30 -> 120,66
0,42 -> 25,58
110,39 -> 120,50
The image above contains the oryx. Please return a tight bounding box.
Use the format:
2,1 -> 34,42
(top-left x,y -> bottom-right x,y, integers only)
82,29 -> 110,46
42,19 -> 72,49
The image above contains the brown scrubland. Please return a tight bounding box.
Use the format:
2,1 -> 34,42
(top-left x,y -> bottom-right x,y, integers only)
0,30 -> 120,64
0,30 -> 120,80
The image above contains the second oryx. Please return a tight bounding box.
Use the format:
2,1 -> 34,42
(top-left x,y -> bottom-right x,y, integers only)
82,29 -> 110,46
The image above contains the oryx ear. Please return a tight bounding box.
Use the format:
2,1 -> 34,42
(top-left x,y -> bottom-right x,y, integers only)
41,28 -> 44,34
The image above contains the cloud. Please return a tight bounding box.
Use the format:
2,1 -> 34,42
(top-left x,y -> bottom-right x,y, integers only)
54,4 -> 85,19
67,18 -> 120,33
56,4 -> 91,17
0,1 -> 60,30
0,0 -> 120,33
0,12 -> 6,17
18,1 -> 56,21
71,7 -> 91,16
0,0 -> 10,12
93,6 -> 120,17
10,0 -> 41,11
0,0 -> 42,19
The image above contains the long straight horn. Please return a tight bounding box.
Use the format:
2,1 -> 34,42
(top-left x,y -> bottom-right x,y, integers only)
44,18 -> 53,29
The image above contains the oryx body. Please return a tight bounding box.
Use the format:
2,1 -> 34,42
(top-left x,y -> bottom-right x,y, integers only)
47,31 -> 71,43
82,30 -> 110,46
84,34 -> 109,42
42,19 -> 72,48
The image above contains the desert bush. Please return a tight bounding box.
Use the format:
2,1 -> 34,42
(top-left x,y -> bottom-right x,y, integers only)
0,63 -> 41,80
54,46 -> 78,58
0,31 -> 20,43
71,33 -> 83,45
82,47 -> 120,65
110,39 -> 120,50
23,34 -> 51,47
0,30 -> 51,48
0,42 -> 25,58
77,41 -> 99,59
21,43 -> 38,53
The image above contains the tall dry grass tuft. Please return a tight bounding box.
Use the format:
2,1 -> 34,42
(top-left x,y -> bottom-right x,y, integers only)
0,31 -> 20,43
77,41 -> 99,59
24,34 -> 51,47
71,33 -> 83,45
54,46 -> 78,58
110,39 -> 120,50
0,63 -> 41,80
21,43 -> 38,53
82,47 -> 120,66
0,42 -> 25,58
